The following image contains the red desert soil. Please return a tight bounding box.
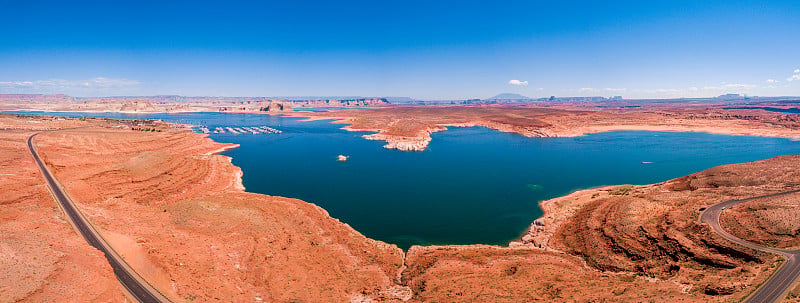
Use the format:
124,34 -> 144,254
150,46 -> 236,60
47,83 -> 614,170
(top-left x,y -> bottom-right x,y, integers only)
0,115 -> 125,302
4,112 -> 800,302
33,124 -> 407,302
530,156 -> 800,299
294,105 -> 800,151
720,191 -> 800,249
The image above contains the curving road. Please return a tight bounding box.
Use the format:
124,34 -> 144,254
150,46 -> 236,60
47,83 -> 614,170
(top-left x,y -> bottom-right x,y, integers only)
701,190 -> 800,303
27,133 -> 170,303
24,129 -> 800,302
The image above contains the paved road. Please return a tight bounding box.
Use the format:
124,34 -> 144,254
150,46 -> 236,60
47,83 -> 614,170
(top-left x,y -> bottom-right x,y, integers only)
27,133 -> 169,303
24,129 -> 800,303
701,191 -> 800,303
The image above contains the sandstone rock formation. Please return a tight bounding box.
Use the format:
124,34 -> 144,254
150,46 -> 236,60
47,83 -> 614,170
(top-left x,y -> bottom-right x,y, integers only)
3,112 -> 798,302
298,105 -> 800,151
0,94 -> 387,113
720,192 -> 800,249
116,99 -> 159,112
263,101 -> 293,112
293,98 -> 389,108
517,156 -> 800,299
34,125 -> 406,302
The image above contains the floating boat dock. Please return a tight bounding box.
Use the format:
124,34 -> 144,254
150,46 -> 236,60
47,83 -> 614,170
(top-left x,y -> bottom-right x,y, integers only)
198,126 -> 283,135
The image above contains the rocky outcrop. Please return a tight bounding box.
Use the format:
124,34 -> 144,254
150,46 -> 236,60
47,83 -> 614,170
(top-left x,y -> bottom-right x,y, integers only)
262,101 -> 294,112
718,181 -> 800,249
360,127 -> 442,152
117,99 -> 159,112
402,244 -> 712,302
300,105 -> 800,151
293,98 -> 389,108
523,156 -> 800,299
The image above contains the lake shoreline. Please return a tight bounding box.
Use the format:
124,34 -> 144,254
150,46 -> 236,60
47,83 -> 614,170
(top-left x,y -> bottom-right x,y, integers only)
10,110 -> 800,249
5,111 -> 793,301
284,106 -> 800,151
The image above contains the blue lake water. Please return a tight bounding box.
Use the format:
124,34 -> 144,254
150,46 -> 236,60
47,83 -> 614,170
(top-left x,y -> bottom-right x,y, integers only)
755,107 -> 800,115
723,106 -> 800,114
9,110 -> 800,249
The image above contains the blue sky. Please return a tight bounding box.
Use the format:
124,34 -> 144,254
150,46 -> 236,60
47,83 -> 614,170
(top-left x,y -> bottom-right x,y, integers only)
1,0 -> 799,99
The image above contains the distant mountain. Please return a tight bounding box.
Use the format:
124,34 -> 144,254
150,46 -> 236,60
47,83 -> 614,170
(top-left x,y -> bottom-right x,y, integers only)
714,94 -> 746,101
485,93 -> 532,100
275,96 -> 364,101
0,94 -> 75,103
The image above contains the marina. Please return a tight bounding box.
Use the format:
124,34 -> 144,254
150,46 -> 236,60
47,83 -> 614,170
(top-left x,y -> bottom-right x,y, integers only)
202,125 -> 283,135
12,111 -> 800,250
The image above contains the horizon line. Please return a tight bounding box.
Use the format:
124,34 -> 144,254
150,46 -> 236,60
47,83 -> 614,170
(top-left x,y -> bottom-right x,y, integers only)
2,93 -> 800,102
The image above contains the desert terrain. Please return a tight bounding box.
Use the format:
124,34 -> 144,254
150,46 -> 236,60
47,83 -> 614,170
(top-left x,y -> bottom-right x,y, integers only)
294,105 -> 800,151
0,94 -> 388,114
0,115 -> 125,302
29,118 -> 407,302
720,191 -> 800,249
3,109 -> 800,301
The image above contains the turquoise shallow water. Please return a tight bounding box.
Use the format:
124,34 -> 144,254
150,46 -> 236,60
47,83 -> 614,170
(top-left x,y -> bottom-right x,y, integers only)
10,110 -> 800,249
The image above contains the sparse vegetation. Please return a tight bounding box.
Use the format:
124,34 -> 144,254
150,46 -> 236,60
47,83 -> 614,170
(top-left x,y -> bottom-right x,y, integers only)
131,127 -> 162,132
609,186 -> 633,196
786,281 -> 800,300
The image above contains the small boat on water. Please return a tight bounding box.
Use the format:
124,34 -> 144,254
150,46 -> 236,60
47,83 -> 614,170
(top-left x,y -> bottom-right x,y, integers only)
337,155 -> 349,162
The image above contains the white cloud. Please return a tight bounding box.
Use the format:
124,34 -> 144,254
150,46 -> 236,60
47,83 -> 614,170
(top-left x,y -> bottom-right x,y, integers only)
789,69 -> 800,82
0,77 -> 141,94
508,79 -> 528,86
766,79 -> 778,83
579,87 -> 594,92
603,88 -> 627,93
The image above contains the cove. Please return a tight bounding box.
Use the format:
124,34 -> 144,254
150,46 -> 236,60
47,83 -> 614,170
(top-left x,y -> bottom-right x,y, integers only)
10,111 -> 800,250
